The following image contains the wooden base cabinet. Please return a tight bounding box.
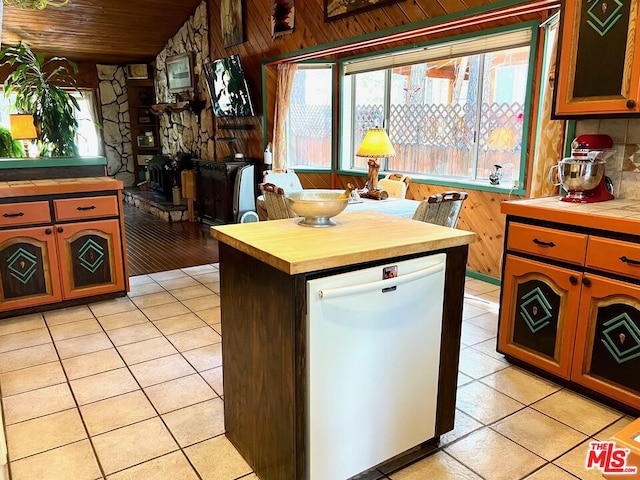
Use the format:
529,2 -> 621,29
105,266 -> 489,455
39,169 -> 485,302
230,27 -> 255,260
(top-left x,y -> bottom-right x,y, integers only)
499,217 -> 640,411
0,179 -> 128,317
57,219 -> 125,300
572,274 -> 640,409
0,227 -> 62,312
499,255 -> 580,379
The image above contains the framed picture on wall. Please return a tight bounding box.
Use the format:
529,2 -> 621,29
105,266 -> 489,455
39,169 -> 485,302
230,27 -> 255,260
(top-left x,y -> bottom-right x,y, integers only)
324,0 -> 401,22
221,0 -> 243,47
126,64 -> 148,79
166,53 -> 194,93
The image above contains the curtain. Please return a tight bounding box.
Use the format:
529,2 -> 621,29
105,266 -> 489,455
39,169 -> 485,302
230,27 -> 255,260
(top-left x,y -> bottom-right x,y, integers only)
76,89 -> 105,156
530,18 -> 565,197
272,63 -> 298,171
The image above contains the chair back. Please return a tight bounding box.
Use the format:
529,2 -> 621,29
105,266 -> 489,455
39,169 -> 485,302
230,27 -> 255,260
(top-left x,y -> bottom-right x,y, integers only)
260,182 -> 297,220
263,169 -> 303,194
412,191 -> 468,227
378,173 -> 411,199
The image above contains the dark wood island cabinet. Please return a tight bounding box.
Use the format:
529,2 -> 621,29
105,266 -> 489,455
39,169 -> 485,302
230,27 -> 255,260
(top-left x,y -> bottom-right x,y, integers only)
211,211 -> 475,480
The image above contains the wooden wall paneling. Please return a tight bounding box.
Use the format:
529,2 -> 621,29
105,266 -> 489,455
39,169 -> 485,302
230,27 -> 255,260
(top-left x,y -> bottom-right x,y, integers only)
205,0 -> 551,280
402,1 -> 446,19
296,172 -> 332,190
405,183 -> 517,279
366,7 -> 404,31
0,62 -> 99,90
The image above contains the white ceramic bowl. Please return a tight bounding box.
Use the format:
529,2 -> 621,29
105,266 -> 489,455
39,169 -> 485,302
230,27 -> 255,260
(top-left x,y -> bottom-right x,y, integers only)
285,190 -> 348,227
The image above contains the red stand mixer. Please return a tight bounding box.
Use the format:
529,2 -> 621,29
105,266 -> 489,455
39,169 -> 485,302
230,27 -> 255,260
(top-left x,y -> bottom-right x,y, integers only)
549,134 -> 615,203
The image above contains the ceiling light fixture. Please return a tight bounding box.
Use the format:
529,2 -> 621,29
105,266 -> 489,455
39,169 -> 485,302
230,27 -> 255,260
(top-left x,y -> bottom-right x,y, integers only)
3,0 -> 69,9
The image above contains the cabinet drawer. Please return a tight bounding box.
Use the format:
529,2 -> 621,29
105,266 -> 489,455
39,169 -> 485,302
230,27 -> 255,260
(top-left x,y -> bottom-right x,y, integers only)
586,237 -> 640,280
54,196 -> 119,221
507,223 -> 587,265
0,201 -> 51,226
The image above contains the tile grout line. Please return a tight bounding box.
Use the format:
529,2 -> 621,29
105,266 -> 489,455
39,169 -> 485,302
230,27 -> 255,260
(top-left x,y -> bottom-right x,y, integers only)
0,266 -> 225,479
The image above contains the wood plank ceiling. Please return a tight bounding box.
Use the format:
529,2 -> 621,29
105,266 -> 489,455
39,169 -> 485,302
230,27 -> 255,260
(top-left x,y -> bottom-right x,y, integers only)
1,0 -> 203,64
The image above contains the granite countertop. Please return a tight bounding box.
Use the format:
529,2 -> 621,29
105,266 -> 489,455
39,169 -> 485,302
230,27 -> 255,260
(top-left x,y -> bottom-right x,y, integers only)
0,156 -> 106,169
0,177 -> 123,199
501,196 -> 640,236
211,210 -> 475,274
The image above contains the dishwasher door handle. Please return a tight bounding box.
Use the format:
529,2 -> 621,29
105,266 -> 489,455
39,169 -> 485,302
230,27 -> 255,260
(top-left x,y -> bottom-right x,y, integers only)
317,262 -> 445,300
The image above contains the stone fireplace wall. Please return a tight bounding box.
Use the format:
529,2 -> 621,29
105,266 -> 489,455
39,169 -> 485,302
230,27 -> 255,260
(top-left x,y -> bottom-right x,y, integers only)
154,1 -> 214,160
97,65 -> 134,187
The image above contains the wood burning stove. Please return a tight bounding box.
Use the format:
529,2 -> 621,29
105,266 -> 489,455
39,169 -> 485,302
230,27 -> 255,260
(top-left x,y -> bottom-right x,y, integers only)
147,153 -> 192,200
147,155 -> 173,200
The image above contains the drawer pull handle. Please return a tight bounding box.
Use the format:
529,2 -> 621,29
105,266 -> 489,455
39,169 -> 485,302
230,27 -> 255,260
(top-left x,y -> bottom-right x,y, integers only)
582,277 -> 592,287
76,206 -> 96,211
620,255 -> 640,266
3,212 -> 24,218
533,238 -> 555,247
569,275 -> 578,285
45,228 -> 52,235
57,227 -> 64,233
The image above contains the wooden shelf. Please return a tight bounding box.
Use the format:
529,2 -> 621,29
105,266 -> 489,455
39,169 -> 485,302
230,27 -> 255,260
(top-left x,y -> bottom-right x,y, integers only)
127,80 -> 161,182
150,100 -> 205,116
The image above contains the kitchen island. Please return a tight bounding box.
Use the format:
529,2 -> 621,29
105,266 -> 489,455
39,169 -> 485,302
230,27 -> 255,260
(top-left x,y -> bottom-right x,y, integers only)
211,211 -> 474,480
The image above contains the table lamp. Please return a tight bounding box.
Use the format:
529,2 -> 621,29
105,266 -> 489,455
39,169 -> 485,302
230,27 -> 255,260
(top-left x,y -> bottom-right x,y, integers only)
356,127 -> 396,199
9,114 -> 38,157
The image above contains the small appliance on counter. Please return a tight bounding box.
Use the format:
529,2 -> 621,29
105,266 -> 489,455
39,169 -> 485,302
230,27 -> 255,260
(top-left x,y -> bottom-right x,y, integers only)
549,134 -> 615,203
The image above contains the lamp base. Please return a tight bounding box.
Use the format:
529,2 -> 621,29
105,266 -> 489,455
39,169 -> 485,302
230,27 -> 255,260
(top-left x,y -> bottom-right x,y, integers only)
361,189 -> 388,200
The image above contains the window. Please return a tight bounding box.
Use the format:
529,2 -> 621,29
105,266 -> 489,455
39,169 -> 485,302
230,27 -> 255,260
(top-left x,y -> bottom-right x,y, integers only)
287,64 -> 333,169
72,91 -> 102,157
340,27 -> 536,188
0,88 -> 102,157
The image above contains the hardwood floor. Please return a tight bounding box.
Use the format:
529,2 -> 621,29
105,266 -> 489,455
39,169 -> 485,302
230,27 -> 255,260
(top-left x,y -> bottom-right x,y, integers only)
123,203 -> 219,276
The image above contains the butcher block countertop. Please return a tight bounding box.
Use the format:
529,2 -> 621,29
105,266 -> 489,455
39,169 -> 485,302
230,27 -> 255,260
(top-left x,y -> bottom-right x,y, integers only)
0,177 -> 122,198
502,196 -> 640,235
211,210 -> 475,275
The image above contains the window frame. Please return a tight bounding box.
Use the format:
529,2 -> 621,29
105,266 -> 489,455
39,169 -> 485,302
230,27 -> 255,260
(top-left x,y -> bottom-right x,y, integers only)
285,61 -> 336,172
337,22 -> 540,195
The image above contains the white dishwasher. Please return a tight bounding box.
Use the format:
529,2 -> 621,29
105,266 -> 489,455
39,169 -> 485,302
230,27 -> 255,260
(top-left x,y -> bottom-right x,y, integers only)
306,253 -> 446,480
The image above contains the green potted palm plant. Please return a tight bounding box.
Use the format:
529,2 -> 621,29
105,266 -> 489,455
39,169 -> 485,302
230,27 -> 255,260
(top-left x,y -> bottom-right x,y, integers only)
0,126 -> 25,157
0,41 -> 80,157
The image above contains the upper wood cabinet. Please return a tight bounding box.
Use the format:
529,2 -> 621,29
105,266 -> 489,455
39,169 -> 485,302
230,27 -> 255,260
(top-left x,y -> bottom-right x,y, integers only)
554,0 -> 640,116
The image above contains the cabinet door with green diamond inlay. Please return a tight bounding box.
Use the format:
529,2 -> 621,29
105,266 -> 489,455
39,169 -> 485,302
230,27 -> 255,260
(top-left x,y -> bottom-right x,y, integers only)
498,255 -> 582,379
0,227 -> 62,312
556,0 -> 640,115
572,274 -> 640,409
56,219 -> 125,300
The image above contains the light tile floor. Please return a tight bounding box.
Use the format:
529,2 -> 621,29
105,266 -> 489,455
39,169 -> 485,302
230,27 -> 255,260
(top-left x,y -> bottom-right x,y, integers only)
0,267 -> 634,480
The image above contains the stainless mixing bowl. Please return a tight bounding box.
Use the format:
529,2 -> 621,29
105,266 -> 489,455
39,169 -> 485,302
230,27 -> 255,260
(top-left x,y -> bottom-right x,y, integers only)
285,190 -> 348,227
556,158 -> 605,192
